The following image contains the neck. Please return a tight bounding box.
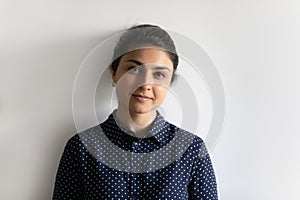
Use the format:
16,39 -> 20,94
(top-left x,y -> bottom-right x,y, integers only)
115,108 -> 157,138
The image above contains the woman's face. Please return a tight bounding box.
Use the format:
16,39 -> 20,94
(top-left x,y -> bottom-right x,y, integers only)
111,48 -> 174,115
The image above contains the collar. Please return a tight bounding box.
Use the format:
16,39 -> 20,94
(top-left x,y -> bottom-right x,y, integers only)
104,109 -> 169,144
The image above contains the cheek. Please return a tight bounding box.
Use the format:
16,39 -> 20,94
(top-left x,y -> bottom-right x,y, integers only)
154,86 -> 169,101
115,76 -> 137,97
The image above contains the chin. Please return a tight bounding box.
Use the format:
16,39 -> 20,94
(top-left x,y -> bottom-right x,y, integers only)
130,106 -> 154,114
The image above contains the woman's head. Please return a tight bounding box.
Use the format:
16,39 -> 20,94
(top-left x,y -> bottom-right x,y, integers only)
111,24 -> 178,83
110,24 -> 179,115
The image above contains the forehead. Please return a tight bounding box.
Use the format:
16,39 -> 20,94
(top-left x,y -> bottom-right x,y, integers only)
120,48 -> 174,69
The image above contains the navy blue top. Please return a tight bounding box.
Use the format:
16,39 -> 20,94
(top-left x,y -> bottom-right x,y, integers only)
53,111 -> 218,199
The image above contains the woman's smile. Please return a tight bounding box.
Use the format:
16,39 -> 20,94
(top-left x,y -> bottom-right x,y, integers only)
132,94 -> 153,103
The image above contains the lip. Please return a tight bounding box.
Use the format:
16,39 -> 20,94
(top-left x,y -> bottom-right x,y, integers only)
132,94 -> 152,103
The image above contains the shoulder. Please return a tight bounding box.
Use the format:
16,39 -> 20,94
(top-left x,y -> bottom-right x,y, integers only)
64,124 -> 102,151
168,122 -> 209,158
168,122 -> 205,144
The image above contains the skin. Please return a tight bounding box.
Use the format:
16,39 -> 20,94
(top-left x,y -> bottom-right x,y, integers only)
110,48 -> 174,138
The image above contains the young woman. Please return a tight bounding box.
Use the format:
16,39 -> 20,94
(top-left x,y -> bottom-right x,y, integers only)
53,24 -> 218,199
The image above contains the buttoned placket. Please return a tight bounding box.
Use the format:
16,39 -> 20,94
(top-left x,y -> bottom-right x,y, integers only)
111,110 -> 163,199
130,139 -> 142,199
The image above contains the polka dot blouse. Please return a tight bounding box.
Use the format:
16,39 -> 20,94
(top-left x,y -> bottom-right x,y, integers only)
53,110 -> 218,199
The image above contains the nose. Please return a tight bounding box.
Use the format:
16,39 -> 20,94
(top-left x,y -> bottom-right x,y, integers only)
139,83 -> 151,91
138,69 -> 153,90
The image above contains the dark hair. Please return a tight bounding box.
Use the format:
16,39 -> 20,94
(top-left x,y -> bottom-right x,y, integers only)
111,24 -> 179,82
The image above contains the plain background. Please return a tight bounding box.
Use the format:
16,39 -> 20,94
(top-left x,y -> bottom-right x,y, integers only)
1,0 -> 300,199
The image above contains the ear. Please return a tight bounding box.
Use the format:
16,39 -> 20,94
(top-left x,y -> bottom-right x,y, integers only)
171,73 -> 177,84
109,64 -> 116,81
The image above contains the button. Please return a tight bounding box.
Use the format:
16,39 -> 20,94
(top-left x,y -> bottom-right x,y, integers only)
132,142 -> 140,146
132,142 -> 140,152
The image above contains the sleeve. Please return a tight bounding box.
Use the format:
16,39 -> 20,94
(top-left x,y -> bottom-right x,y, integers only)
188,139 -> 218,200
52,135 -> 84,199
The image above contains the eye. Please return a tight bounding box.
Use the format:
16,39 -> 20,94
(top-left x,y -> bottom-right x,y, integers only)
128,66 -> 140,73
154,71 -> 166,78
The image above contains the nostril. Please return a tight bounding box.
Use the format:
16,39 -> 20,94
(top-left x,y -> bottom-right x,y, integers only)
139,84 -> 152,91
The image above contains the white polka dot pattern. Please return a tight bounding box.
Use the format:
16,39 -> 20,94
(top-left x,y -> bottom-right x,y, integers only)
53,111 -> 218,199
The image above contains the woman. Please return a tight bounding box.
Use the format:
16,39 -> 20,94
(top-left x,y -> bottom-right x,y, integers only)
53,24 -> 218,199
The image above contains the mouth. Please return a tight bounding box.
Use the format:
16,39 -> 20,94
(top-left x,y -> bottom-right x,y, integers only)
132,94 -> 152,103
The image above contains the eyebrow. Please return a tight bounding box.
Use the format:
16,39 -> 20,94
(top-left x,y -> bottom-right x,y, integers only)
154,66 -> 171,72
126,59 -> 171,72
126,59 -> 144,66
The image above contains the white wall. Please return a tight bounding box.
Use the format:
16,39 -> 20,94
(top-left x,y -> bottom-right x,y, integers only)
1,0 -> 300,199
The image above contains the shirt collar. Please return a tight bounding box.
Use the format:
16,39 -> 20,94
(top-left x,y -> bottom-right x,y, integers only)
108,109 -> 169,144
